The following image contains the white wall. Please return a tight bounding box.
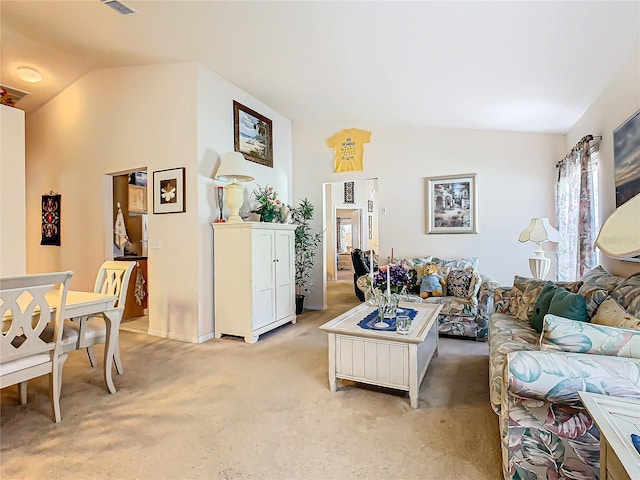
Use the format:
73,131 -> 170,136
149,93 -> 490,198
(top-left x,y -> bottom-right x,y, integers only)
1,105 -> 26,276
24,62 -> 293,343
566,50 -> 640,279
196,64 -> 292,340
293,123 -> 565,308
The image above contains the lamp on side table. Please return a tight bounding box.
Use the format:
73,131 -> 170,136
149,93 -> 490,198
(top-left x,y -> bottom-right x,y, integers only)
214,152 -> 254,223
518,217 -> 561,279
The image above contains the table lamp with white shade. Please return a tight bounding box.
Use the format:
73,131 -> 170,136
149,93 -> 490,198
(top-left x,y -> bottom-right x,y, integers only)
214,152 -> 254,223
518,217 -> 562,279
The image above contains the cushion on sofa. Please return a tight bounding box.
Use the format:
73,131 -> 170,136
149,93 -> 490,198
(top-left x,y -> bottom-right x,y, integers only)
421,295 -> 478,317
431,256 -> 478,276
540,313 -> 640,357
609,272 -> 640,319
529,282 -> 561,333
446,268 -> 473,297
509,276 -> 582,321
577,265 -> 624,318
547,288 -> 588,322
591,296 -> 640,331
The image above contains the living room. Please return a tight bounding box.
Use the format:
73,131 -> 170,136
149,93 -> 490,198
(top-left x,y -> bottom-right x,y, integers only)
1,2 -> 639,479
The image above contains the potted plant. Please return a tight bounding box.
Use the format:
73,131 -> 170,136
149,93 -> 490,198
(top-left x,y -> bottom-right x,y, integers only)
289,198 -> 324,314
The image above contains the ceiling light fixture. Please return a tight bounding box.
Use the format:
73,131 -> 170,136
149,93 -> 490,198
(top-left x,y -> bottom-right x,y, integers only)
17,67 -> 42,83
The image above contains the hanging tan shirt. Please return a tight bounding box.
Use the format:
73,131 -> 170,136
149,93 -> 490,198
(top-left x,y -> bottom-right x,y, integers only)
327,128 -> 372,173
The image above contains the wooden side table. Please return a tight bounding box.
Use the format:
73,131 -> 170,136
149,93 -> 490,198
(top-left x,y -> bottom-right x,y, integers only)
578,392 -> 640,480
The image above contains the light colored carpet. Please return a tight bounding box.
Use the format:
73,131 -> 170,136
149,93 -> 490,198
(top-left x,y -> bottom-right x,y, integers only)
0,281 -> 501,480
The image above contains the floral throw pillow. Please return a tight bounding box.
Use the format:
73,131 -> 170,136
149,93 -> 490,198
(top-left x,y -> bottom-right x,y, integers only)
446,269 -> 473,298
610,273 -> 640,319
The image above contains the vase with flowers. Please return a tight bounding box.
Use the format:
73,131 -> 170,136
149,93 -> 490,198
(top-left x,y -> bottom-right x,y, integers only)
373,263 -> 409,294
251,184 -> 283,222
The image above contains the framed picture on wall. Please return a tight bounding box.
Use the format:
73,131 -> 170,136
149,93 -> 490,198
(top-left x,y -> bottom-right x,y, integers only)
367,200 -> 373,212
233,100 -> 273,168
425,173 -> 478,234
613,108 -> 640,208
153,167 -> 186,214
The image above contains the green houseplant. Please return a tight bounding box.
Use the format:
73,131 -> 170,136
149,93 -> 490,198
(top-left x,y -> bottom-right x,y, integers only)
289,198 -> 324,314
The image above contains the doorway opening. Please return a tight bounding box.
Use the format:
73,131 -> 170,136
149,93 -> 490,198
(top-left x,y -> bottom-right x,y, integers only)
322,178 -> 379,308
108,168 -> 150,334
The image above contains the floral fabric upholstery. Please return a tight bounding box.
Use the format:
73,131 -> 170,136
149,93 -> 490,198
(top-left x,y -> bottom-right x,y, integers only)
610,272 -> 640,318
446,269 -> 473,297
489,267 -> 640,480
395,256 -> 496,340
577,265 -> 624,318
488,313 -> 541,415
502,351 -> 640,480
508,276 -> 583,321
540,313 -> 640,357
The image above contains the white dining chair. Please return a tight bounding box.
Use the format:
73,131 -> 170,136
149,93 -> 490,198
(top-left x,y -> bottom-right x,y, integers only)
60,261 -> 135,373
0,271 -> 73,422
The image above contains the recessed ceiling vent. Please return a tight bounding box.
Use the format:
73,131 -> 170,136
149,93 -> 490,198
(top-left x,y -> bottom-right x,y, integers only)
100,0 -> 137,16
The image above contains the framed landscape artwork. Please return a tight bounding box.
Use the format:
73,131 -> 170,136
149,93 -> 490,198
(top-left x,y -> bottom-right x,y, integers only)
153,167 -> 185,214
426,173 -> 477,234
233,101 -> 273,168
613,108 -> 640,208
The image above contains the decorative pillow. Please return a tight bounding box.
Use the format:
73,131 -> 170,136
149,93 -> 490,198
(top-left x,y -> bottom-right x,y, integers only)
467,271 -> 483,305
580,265 -> 625,292
547,288 -> 588,322
610,272 -> 640,319
529,282 -> 561,333
541,313 -> 640,358
508,276 -> 583,321
446,269 -> 473,298
431,257 -> 478,277
578,265 -> 624,319
592,296 -> 640,331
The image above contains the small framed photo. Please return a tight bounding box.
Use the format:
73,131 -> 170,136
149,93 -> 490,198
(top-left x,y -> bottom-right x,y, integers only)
368,200 -> 373,212
153,167 -> 186,214
426,173 -> 477,234
233,100 -> 273,168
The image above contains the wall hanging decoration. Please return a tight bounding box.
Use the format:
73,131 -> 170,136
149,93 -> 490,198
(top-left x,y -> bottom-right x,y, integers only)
233,100 -> 273,168
368,215 -> 373,239
613,108 -> 640,207
327,128 -> 372,173
426,173 -> 478,234
41,192 -> 61,246
153,167 -> 186,214
368,200 -> 374,212
344,181 -> 355,203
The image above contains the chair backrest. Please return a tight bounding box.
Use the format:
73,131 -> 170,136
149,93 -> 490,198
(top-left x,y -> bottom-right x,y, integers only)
93,261 -> 135,308
351,249 -> 370,277
1,271 -> 73,364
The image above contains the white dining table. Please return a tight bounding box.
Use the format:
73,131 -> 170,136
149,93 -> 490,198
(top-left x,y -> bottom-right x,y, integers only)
46,290 -> 122,394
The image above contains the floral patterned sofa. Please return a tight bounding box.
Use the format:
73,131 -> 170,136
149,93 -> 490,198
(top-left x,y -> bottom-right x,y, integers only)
396,256 -> 499,341
488,267 -> 640,479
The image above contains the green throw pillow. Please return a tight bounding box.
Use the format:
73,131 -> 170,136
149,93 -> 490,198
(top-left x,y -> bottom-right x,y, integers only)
529,282 -> 560,333
547,288 -> 588,323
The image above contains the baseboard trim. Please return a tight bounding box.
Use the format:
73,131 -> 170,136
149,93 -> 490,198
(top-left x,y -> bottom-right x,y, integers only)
147,328 -> 215,344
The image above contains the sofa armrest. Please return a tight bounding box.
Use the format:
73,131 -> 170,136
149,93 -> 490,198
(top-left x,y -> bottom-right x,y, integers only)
540,314 -> 640,358
478,276 -> 500,322
506,350 -> 640,407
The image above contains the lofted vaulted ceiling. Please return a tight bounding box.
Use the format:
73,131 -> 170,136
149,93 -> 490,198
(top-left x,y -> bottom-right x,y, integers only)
1,0 -> 639,133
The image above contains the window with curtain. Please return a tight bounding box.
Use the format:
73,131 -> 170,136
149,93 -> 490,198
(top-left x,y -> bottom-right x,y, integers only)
556,136 -> 600,281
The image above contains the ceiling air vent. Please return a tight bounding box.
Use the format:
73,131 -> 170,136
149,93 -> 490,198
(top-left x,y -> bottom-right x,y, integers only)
100,0 -> 137,15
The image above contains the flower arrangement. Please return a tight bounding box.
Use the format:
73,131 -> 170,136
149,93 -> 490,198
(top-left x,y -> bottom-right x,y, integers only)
252,184 -> 283,222
373,263 -> 409,294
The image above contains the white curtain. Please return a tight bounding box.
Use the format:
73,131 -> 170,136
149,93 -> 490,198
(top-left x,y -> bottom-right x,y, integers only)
556,137 -> 599,281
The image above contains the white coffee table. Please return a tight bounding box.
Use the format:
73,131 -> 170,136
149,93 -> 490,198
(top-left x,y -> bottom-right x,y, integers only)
578,392 -> 640,480
319,302 -> 442,408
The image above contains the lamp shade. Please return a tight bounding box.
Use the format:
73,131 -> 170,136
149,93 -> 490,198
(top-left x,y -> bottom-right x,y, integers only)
518,217 -> 561,243
595,193 -> 640,258
214,152 -> 255,183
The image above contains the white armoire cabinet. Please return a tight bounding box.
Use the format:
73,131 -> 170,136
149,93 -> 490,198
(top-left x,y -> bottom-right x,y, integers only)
212,222 -> 297,343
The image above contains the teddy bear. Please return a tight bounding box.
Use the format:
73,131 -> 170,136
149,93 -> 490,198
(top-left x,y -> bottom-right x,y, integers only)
417,262 -> 445,298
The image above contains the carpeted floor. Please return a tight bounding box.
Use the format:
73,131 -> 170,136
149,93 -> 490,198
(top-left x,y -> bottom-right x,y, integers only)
0,281 -> 502,480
